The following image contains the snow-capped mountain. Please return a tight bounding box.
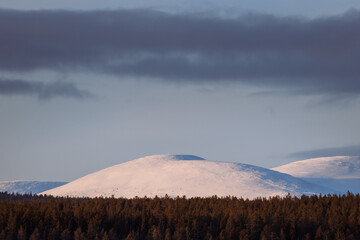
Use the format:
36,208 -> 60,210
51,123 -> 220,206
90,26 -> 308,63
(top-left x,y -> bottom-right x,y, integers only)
272,156 -> 360,178
42,154 -> 331,199
0,181 -> 67,194
272,156 -> 360,193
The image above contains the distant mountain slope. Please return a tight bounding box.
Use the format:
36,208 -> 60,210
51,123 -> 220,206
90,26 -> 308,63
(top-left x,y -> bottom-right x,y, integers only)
272,156 -> 360,193
272,156 -> 360,178
42,154 -> 331,199
0,181 -> 67,194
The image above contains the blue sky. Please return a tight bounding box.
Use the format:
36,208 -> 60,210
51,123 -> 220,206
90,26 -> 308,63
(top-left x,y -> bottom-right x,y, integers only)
1,0 -> 360,181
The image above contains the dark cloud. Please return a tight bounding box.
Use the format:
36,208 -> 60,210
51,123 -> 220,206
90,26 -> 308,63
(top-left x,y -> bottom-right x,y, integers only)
0,79 -> 91,100
288,145 -> 360,159
1,8 -> 360,95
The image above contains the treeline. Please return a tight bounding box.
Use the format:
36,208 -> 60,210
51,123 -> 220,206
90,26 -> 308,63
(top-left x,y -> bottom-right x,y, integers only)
0,192 -> 359,240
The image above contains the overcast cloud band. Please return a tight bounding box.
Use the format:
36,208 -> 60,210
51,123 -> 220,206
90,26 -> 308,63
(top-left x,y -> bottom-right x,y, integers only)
1,8 -> 359,95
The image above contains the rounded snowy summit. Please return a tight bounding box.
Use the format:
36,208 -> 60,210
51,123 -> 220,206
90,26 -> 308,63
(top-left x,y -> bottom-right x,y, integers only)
42,154 -> 329,199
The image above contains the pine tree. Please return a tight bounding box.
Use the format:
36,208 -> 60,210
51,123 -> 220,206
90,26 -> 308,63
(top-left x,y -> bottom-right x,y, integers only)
29,228 -> 41,240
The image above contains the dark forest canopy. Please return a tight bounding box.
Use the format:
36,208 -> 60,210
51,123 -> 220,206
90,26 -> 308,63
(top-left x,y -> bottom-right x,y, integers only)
0,192 -> 359,240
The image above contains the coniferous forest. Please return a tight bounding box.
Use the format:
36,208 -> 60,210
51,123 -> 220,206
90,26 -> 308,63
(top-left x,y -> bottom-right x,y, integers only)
0,192 -> 360,240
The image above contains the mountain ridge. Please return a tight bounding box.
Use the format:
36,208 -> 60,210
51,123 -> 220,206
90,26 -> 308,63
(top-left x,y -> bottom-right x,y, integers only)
272,156 -> 360,193
0,181 -> 67,194
272,156 -> 360,179
41,154 -> 332,199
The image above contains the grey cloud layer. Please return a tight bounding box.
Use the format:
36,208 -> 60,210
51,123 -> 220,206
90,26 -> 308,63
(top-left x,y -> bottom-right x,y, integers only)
1,9 -> 360,94
0,79 -> 91,100
288,145 -> 360,159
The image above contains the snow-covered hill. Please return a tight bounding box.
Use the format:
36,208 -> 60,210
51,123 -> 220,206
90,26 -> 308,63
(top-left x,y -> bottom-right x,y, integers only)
272,156 -> 360,178
272,156 -> 360,193
42,154 -> 331,199
0,181 -> 67,194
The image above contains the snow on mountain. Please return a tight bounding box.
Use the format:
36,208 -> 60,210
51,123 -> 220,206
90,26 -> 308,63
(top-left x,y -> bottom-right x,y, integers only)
272,156 -> 360,179
272,156 -> 360,193
42,154 -> 331,199
0,181 -> 67,194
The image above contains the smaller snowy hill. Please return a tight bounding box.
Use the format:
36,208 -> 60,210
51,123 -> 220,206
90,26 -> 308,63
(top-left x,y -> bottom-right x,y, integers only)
272,156 -> 360,193
272,156 -> 360,179
42,154 -> 331,199
0,181 -> 67,194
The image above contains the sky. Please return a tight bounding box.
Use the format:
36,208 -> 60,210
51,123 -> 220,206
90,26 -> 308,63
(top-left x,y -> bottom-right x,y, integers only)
1,0 -> 360,181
